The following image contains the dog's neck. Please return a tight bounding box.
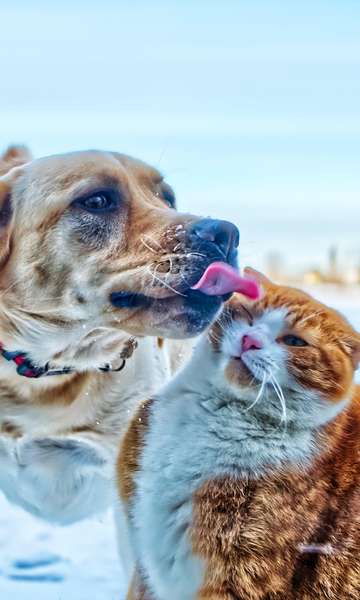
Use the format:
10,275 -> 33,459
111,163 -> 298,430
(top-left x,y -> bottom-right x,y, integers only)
0,333 -> 138,379
0,338 -> 172,448
0,307 -> 141,397
0,299 -> 133,357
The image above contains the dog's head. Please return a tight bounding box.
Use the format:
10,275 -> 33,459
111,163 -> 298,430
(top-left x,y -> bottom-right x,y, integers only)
0,148 -> 239,370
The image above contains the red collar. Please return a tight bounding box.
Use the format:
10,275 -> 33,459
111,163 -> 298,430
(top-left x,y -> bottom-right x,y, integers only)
0,337 -> 138,379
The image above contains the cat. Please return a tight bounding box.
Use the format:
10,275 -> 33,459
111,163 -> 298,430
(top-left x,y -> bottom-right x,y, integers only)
118,268 -> 360,600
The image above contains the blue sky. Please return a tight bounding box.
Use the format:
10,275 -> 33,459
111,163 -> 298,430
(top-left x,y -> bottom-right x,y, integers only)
1,0 -> 360,272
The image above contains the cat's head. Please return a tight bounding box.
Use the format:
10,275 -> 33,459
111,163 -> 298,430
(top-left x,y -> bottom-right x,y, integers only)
209,268 -> 360,422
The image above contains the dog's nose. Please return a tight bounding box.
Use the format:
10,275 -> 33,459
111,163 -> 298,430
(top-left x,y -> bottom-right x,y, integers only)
188,219 -> 239,259
242,334 -> 263,353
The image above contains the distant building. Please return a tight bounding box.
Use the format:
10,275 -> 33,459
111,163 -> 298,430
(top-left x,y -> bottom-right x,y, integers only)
303,269 -> 326,285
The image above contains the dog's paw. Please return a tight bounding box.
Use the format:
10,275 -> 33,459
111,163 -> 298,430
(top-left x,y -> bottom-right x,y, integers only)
11,435 -> 114,523
0,436 -> 17,469
17,436 -> 110,471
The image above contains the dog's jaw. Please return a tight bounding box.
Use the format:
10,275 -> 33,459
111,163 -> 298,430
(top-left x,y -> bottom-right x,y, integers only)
0,149 -> 241,368
111,290 -> 226,339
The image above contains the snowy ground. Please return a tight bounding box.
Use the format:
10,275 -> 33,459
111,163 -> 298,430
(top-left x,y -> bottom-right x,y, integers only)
0,496 -> 125,600
0,286 -> 359,599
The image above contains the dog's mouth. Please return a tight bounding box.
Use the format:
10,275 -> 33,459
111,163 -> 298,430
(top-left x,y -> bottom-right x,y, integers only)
110,291 -> 153,309
110,262 -> 259,308
191,262 -> 260,299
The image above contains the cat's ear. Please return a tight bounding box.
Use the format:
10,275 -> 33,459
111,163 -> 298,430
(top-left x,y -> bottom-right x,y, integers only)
244,267 -> 273,287
349,335 -> 360,370
342,334 -> 360,370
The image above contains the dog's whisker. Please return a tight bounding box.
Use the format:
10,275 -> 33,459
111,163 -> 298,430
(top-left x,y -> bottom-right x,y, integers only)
185,252 -> 206,260
147,266 -> 187,297
179,272 -> 193,289
140,238 -> 157,254
140,236 -> 163,255
142,234 -> 166,252
167,257 -> 174,275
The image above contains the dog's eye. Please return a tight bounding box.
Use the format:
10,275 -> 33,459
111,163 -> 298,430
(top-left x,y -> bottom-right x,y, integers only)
160,183 -> 176,208
281,334 -> 308,347
74,191 -> 118,213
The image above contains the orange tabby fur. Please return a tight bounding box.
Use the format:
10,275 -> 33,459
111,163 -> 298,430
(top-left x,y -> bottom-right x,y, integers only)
118,272 -> 360,600
192,397 -> 360,599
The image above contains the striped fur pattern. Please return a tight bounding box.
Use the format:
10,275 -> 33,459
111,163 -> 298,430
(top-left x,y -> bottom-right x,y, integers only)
118,273 -> 360,599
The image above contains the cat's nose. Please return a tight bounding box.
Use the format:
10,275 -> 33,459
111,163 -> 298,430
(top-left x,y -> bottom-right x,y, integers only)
242,334 -> 263,353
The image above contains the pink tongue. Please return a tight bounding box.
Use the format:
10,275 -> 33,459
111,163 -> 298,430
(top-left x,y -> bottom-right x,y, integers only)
192,262 -> 260,300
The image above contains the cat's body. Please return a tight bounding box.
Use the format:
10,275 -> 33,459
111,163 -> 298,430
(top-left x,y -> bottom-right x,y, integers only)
118,271 -> 360,600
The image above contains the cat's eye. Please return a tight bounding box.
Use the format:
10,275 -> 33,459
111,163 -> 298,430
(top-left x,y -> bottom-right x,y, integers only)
73,190 -> 120,214
282,334 -> 308,347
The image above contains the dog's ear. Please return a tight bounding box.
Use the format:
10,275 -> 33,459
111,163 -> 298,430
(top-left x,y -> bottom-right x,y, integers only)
0,145 -> 32,174
0,166 -> 23,265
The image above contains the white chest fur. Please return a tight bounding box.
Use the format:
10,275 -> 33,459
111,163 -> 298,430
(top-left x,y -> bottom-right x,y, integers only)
132,340 -> 321,600
0,336 -> 172,524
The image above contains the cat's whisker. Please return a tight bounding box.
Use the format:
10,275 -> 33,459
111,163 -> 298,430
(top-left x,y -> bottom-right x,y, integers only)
239,304 -> 254,326
208,330 -> 222,345
217,318 -> 230,335
269,373 -> 288,427
298,543 -> 336,555
245,371 -> 268,412
296,310 -> 321,326
214,310 -> 234,336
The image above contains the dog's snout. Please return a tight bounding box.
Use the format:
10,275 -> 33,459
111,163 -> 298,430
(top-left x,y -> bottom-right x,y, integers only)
188,218 -> 239,259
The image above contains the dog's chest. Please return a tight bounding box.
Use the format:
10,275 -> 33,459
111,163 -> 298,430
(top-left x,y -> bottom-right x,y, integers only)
0,337 -> 174,523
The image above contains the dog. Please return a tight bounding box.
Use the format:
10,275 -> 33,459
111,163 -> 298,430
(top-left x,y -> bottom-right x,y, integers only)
0,146 -> 239,525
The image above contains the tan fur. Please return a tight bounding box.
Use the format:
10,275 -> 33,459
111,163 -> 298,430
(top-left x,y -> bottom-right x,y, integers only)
0,148 -> 226,347
0,146 -> 203,419
0,145 -> 32,176
119,278 -> 360,600
0,145 -> 228,523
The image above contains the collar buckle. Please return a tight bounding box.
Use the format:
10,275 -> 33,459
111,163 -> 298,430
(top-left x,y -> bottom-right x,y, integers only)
98,358 -> 126,373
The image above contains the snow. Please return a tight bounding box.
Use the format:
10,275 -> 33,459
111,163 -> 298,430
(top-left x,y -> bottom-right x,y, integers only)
0,287 -> 359,598
0,495 -> 126,599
